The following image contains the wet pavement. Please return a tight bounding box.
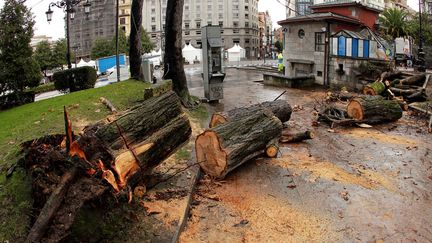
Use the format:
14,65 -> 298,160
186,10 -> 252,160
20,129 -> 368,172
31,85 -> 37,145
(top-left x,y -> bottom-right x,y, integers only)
179,67 -> 432,242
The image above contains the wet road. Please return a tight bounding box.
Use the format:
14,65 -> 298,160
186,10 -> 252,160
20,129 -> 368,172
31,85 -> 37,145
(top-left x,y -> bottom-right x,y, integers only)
179,68 -> 432,242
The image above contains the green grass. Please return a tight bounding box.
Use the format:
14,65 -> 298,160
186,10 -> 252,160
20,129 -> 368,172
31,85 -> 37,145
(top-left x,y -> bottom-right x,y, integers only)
175,148 -> 191,161
187,103 -> 209,122
0,79 -> 150,241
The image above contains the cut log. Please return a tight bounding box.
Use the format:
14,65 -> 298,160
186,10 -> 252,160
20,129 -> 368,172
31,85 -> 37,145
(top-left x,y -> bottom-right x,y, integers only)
100,97 -> 117,113
92,91 -> 191,189
380,71 -> 403,82
280,130 -> 315,143
143,80 -> 173,100
209,100 -> 292,128
265,138 -> 279,158
391,74 -> 426,86
363,81 -> 386,95
389,87 -> 424,96
347,96 -> 403,123
196,109 -> 283,178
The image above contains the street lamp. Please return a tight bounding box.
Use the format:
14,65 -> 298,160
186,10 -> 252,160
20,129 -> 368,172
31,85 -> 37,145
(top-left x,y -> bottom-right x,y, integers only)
417,0 -> 426,72
45,0 -> 91,69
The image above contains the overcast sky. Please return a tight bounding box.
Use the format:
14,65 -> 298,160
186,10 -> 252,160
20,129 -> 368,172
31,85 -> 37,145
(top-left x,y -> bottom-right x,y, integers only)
0,0 -> 422,40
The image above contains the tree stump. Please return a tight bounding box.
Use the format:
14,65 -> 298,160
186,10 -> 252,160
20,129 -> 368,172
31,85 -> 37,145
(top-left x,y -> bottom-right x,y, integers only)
347,96 -> 402,124
196,109 -> 283,179
209,100 -> 292,128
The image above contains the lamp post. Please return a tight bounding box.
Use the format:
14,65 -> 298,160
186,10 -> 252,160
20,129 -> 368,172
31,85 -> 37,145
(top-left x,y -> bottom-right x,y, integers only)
46,0 -> 91,69
417,0 -> 426,72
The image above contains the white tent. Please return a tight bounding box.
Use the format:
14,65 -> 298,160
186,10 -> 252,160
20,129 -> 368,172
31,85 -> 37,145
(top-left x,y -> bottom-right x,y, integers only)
76,59 -> 97,69
182,44 -> 202,64
227,44 -> 246,62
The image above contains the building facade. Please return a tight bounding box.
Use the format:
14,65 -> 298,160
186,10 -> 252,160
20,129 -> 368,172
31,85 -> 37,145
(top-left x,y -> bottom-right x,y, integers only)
119,0 -> 132,36
69,0 -> 116,58
30,35 -> 53,49
142,0 -> 261,59
258,11 -> 273,58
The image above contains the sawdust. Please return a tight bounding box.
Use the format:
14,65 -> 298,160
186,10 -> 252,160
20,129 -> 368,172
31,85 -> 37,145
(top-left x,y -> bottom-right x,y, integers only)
340,128 -> 417,146
180,178 -> 336,242
274,153 -> 396,192
140,199 -> 185,227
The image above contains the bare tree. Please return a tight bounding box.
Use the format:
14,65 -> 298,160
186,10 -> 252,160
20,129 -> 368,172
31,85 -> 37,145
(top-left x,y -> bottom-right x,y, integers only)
164,0 -> 193,106
129,0 -> 143,80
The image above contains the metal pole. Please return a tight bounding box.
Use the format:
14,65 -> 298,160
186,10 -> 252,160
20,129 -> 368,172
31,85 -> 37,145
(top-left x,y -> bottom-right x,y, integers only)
66,0 -> 72,69
418,0 -> 425,71
115,0 -> 120,81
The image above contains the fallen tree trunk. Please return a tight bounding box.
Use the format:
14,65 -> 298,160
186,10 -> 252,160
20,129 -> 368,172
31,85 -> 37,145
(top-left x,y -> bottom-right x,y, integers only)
280,130 -> 315,143
347,95 -> 402,123
25,91 -> 192,241
380,71 -> 403,82
391,74 -> 426,86
209,100 -> 292,128
197,109 -> 283,178
389,87 -> 424,96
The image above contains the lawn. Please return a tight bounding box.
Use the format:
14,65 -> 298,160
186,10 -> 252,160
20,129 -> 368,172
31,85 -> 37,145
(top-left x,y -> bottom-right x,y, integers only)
0,79 -> 151,241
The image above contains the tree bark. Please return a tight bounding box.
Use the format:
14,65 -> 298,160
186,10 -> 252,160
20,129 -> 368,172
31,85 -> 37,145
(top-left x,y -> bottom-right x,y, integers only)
347,95 -> 402,124
280,130 -> 315,143
391,74 -> 426,86
163,0 -> 190,104
129,0 -> 144,80
209,100 -> 292,128
196,109 -> 283,179
380,71 -> 403,82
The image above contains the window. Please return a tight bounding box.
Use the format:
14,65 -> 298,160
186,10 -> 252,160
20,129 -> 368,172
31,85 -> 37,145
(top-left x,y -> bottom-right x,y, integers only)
121,9 -> 125,15
245,13 -> 249,19
298,29 -> 305,39
220,29 -> 224,34
196,13 -> 200,18
151,33 -> 157,38
185,23 -> 190,29
317,71 -> 323,77
208,5 -> 212,10
196,41 -> 202,48
233,21 -> 238,27
185,5 -> 189,10
152,25 -> 156,31
151,8 -> 155,14
196,22 -> 201,28
245,6 -> 249,11
219,5 -> 223,10
234,5 -> 239,9
196,5 -> 200,11
185,31 -> 190,35
295,0 -> 313,15
151,0 -> 155,5
219,21 -> 223,27
151,17 -> 155,22
233,38 -> 240,44
245,22 -> 249,28
245,29 -> 250,34
219,13 -> 223,19
233,29 -> 239,33
196,30 -> 201,35
207,13 -> 212,19
120,18 -> 126,25
245,38 -> 250,44
315,32 -> 325,51
233,13 -> 239,18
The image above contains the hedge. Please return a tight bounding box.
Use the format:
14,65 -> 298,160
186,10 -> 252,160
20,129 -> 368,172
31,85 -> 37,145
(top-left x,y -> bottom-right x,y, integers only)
53,66 -> 97,92
0,91 -> 35,110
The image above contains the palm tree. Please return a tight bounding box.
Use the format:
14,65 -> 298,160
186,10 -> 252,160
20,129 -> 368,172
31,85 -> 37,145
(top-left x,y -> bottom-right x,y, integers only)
379,8 -> 408,39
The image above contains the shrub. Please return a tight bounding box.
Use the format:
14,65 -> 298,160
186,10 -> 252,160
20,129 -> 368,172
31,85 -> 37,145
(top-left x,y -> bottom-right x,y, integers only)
0,91 -> 35,110
28,82 -> 56,94
53,66 -> 97,92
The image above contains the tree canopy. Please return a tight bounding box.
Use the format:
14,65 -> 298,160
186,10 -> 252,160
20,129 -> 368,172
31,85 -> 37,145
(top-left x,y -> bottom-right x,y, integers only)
34,40 -> 53,76
0,0 -> 41,94
379,8 -> 408,40
406,13 -> 432,46
51,39 -> 68,69
93,28 -> 154,59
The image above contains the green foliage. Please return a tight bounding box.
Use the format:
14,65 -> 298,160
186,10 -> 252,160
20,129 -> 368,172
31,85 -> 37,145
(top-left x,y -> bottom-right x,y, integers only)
275,40 -> 283,52
51,39 -> 68,69
34,40 -> 53,75
406,14 -> 432,46
28,82 -> 56,94
92,28 -> 155,59
141,27 -> 155,53
0,0 -> 42,94
379,8 -> 408,40
91,37 -> 115,59
53,66 -> 97,92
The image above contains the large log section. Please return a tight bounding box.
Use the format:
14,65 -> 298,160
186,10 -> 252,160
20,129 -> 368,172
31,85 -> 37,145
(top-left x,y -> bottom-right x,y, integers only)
347,96 -> 402,124
209,100 -> 292,128
196,109 -> 283,179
